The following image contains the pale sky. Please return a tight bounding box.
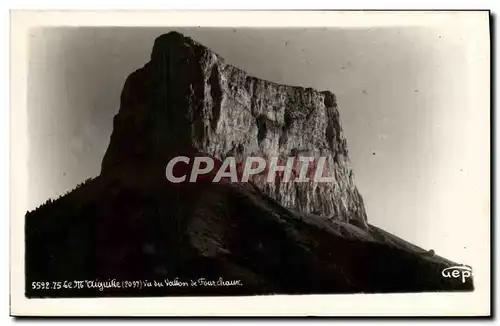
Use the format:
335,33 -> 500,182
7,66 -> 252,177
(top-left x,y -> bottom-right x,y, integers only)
27,19 -> 489,265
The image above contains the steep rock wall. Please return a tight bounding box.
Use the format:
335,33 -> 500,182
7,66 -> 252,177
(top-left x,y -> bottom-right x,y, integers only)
101,32 -> 367,228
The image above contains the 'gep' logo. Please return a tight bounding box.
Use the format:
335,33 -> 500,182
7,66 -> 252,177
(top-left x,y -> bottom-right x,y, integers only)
441,265 -> 472,283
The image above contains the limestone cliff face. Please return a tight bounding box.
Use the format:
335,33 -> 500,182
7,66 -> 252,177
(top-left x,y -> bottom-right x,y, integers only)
101,32 -> 367,228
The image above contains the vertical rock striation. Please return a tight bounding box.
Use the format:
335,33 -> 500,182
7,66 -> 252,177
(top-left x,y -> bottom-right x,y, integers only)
101,32 -> 367,228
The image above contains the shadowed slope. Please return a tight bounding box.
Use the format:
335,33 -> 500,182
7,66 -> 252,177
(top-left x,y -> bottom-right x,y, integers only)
25,169 -> 473,297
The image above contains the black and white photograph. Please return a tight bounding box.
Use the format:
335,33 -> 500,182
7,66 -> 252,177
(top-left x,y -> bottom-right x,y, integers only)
10,10 -> 491,316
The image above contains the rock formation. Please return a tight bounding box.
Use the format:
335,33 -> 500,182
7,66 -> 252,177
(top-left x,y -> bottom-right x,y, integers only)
101,32 -> 367,228
24,32 -> 473,297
